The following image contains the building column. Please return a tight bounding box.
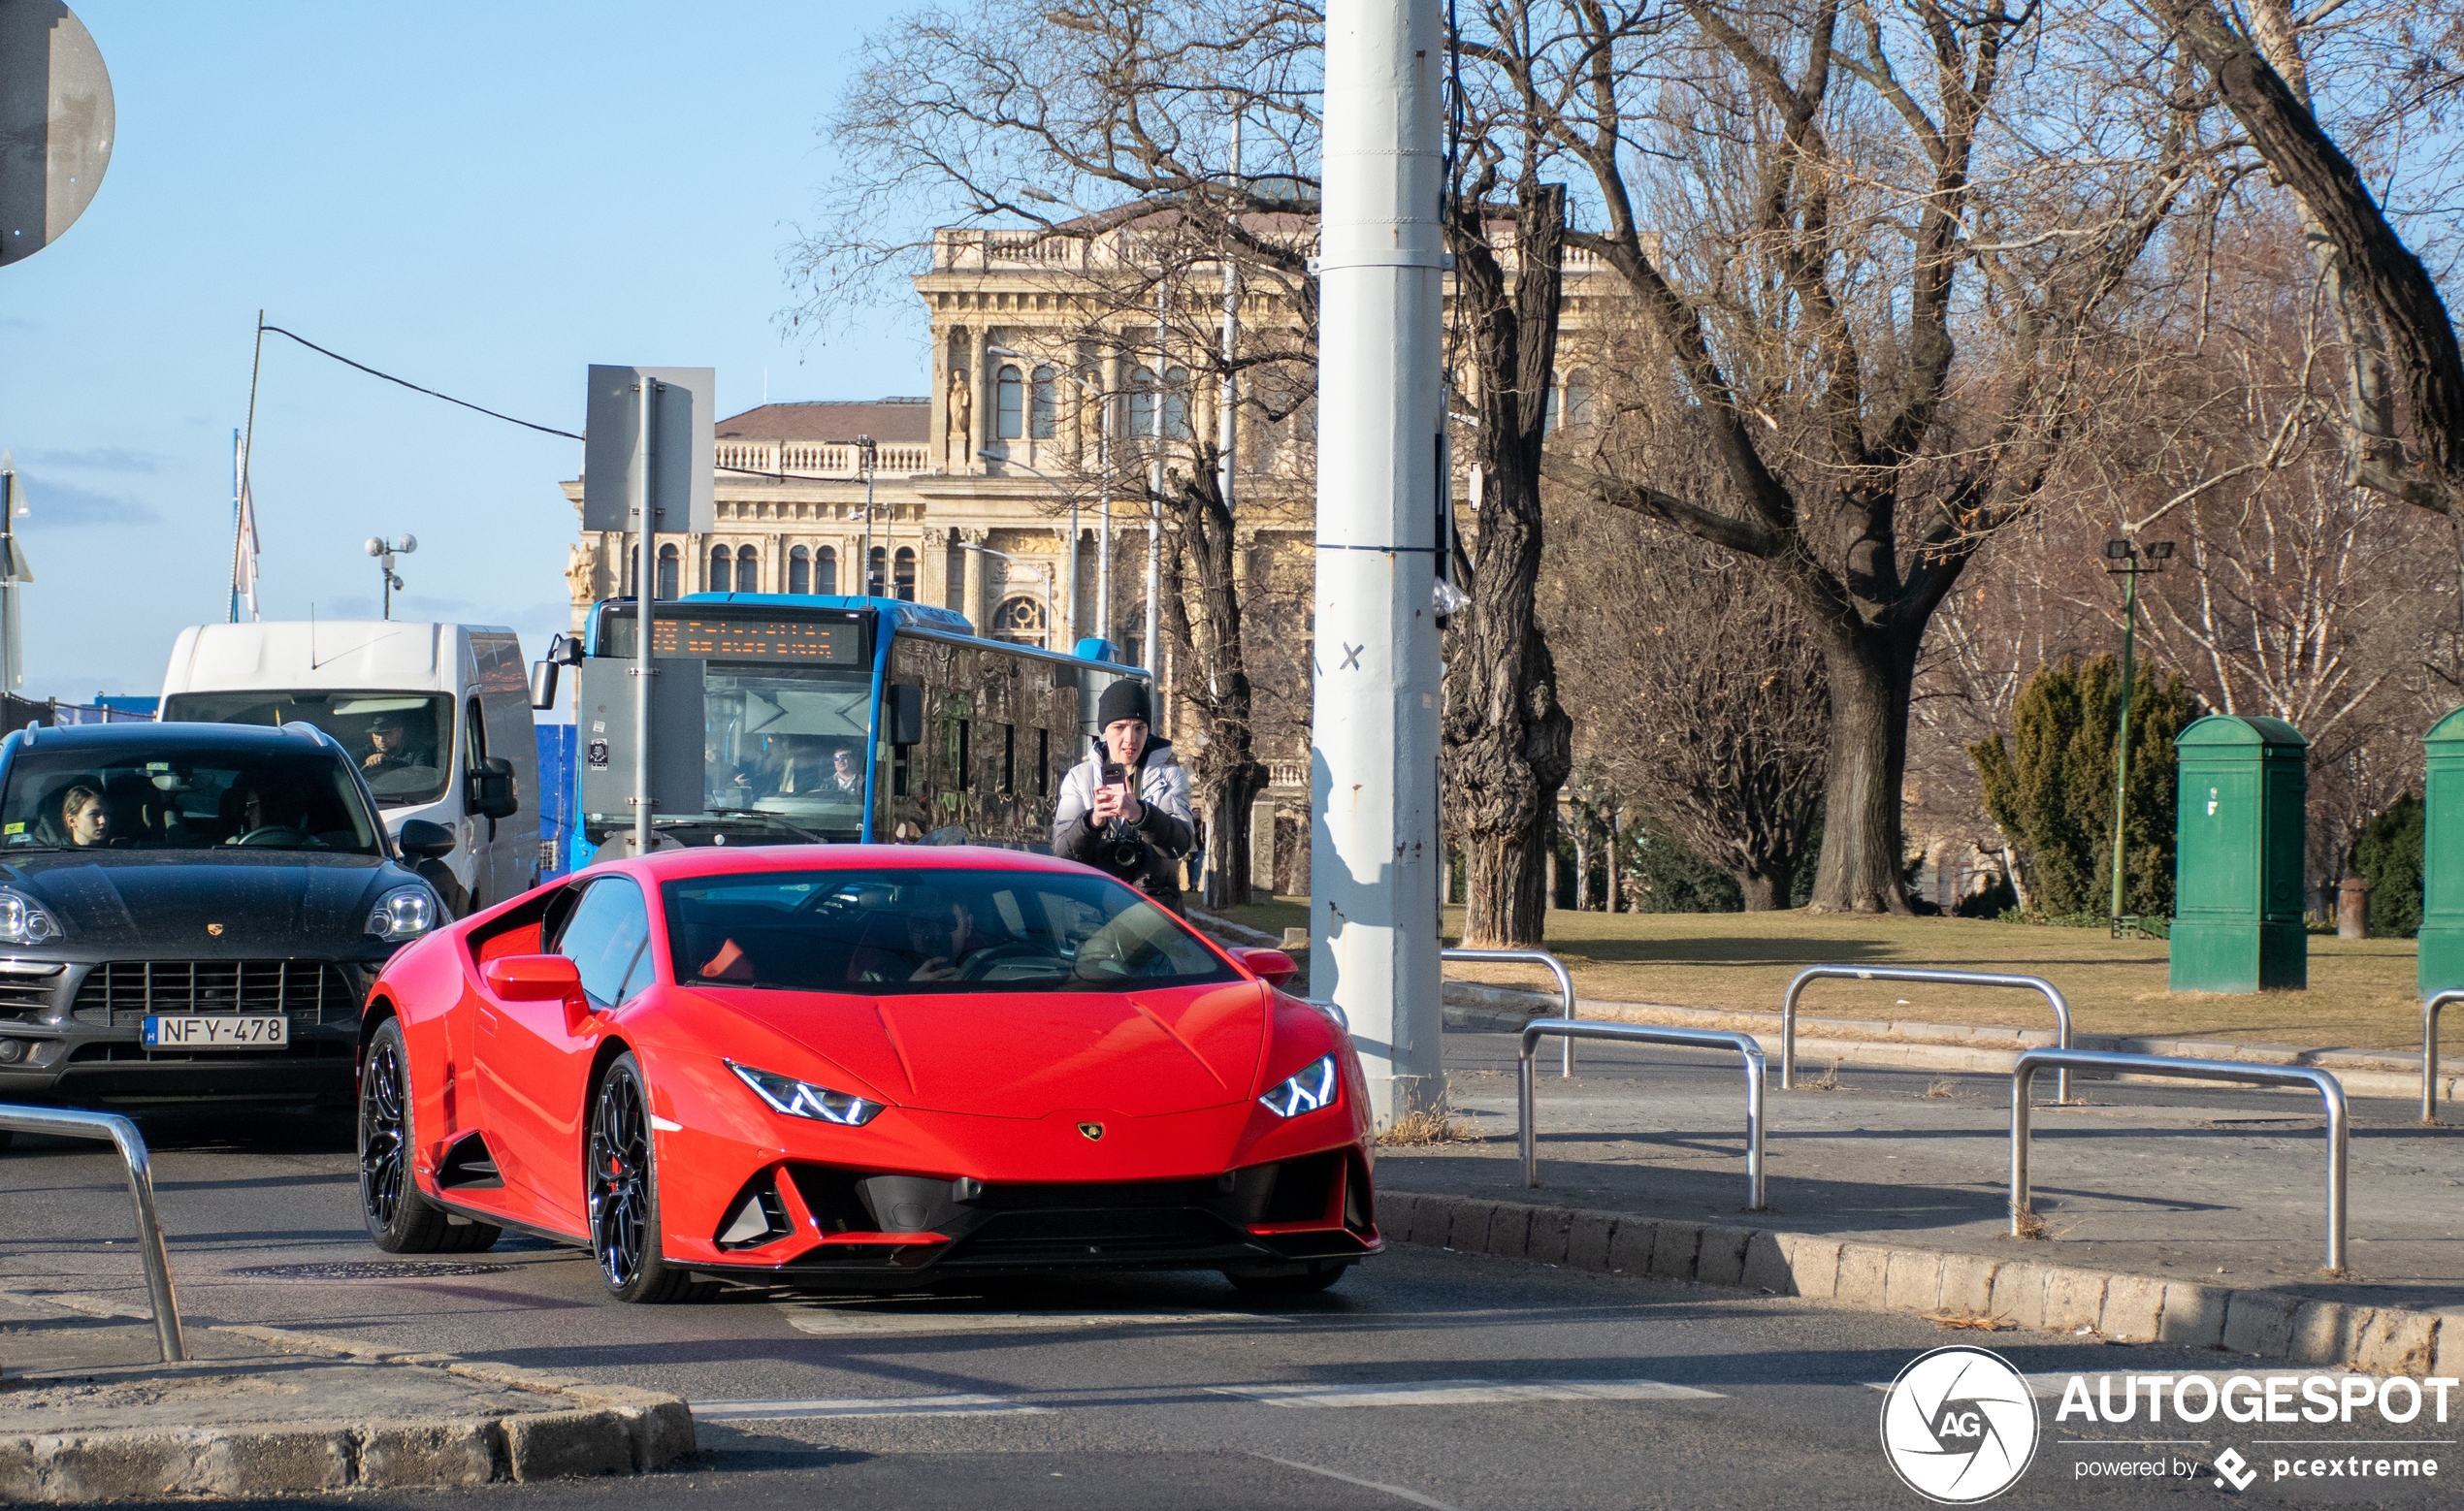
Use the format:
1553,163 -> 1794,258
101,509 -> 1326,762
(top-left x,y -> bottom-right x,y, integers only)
959,528 -> 988,631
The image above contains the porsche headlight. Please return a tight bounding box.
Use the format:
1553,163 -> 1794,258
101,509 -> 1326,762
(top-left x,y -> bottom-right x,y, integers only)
367,884 -> 438,943
0,888 -> 61,946
1258,1054 -> 1339,1118
729,1061 -> 885,1126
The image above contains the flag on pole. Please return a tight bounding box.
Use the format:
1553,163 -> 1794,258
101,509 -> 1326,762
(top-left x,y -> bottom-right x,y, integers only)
231,430 -> 261,623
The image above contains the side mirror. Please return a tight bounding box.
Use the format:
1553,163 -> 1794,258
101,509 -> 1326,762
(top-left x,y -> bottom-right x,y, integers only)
529,660 -> 560,710
886,683 -> 924,747
483,954 -> 583,1002
1233,947 -> 1299,988
398,819 -> 457,859
469,756 -> 519,820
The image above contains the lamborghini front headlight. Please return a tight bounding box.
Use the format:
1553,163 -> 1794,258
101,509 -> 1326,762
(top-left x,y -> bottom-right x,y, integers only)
1258,1054 -> 1339,1118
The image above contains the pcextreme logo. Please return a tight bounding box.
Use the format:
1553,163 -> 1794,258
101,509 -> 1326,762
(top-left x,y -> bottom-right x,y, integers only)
1880,1346 -> 2041,1503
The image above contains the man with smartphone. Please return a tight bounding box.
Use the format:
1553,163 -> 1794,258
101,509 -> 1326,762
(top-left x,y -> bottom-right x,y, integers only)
1052,680 -> 1195,913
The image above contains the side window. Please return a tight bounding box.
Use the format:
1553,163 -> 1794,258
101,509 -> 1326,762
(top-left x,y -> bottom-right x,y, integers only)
553,877 -> 652,1008
465,695 -> 486,779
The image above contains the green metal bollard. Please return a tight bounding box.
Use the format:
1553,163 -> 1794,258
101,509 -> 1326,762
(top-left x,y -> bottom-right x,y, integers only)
2170,715 -> 2308,993
2421,708 -> 2464,996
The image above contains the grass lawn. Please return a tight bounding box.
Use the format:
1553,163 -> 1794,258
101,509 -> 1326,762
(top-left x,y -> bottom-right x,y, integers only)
1209,896 -> 2423,1051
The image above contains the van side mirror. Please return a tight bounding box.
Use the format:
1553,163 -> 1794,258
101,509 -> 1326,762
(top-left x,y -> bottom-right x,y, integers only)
469,756 -> 519,820
398,819 -> 457,859
886,683 -> 924,747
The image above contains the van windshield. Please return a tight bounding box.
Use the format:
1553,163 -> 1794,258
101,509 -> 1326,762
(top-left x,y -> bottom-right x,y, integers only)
0,744 -> 384,853
162,691 -> 454,807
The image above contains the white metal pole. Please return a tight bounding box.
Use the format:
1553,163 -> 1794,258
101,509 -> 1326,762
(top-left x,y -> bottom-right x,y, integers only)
1097,422 -> 1112,647
634,379 -> 659,856
1310,0 -> 1447,1129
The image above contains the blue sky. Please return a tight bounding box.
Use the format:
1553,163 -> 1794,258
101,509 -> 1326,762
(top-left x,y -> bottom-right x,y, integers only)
0,1 -> 922,700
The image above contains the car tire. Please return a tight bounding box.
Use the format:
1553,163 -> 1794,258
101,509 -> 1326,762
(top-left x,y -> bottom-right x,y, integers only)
0,1130 -> 14,1155
1222,1259 -> 1353,1296
587,1053 -> 710,1304
360,1017 -> 501,1254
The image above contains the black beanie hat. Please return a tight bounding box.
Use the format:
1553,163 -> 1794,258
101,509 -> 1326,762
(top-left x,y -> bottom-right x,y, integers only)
1096,680 -> 1152,729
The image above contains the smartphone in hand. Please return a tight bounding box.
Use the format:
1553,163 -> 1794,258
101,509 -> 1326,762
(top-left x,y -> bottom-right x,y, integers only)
1100,761 -> 1127,787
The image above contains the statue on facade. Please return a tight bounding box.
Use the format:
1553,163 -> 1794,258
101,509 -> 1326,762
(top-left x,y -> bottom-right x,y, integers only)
947,369 -> 972,471
565,541 -> 600,605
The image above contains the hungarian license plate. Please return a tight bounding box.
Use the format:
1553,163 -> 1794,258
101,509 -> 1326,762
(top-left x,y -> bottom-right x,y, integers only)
141,1014 -> 289,1049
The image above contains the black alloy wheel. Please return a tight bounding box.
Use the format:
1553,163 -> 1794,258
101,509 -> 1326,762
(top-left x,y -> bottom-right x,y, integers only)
586,1053 -> 708,1303
359,1017 -> 501,1254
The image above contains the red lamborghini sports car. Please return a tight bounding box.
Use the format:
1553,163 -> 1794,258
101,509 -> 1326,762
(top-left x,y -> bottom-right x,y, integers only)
352,846 -> 1379,1302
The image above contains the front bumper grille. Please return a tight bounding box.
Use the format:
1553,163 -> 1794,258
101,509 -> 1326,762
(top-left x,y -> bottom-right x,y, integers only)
71,960 -> 365,1028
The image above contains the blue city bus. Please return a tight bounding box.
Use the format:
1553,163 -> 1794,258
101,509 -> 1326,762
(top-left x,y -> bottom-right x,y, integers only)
554,595 -> 1145,872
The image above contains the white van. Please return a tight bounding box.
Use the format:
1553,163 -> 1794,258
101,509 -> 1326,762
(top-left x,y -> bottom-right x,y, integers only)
157,622 -> 538,913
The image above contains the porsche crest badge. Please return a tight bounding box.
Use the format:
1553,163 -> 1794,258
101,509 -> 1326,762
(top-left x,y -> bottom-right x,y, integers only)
206,923 -> 224,936
1077,1122 -> 1105,1141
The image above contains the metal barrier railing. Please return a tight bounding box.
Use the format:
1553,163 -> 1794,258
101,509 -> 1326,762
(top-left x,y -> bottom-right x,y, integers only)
1517,1017 -> 1767,1210
1784,965 -> 2075,1103
0,1104 -> 185,1361
2008,1048 -> 2349,1273
2425,989 -> 2464,1125
1446,948 -> 1577,1077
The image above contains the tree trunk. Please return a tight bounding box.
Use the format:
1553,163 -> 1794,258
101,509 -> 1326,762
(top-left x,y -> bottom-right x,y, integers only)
1155,448 -> 1266,909
1202,776 -> 1270,909
1573,811 -> 1593,911
1807,623 -> 1922,914
1737,864 -> 1790,912
1442,180 -> 1575,949
1606,804 -> 1622,913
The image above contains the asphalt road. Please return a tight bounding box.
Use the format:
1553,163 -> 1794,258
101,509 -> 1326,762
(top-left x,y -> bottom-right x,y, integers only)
4,1101 -> 2457,1509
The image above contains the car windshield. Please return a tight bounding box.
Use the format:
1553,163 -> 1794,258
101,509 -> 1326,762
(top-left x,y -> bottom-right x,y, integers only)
0,744 -> 384,854
160,691 -> 454,807
662,866 -> 1239,996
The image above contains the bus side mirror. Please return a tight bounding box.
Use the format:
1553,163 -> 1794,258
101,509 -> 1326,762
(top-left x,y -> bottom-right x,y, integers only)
887,684 -> 924,747
469,756 -> 519,820
529,660 -> 559,710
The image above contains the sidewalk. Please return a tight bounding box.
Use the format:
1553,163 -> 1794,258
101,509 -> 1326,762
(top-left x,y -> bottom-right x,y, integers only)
1378,1029 -> 2464,1373
0,1286 -> 691,1502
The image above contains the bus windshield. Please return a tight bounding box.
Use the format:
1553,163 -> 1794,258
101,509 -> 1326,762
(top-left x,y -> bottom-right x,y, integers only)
700,664 -> 871,843
162,691 -> 455,808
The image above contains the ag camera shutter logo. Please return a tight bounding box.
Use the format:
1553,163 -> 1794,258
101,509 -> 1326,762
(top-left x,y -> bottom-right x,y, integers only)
1880,1345 -> 2040,1503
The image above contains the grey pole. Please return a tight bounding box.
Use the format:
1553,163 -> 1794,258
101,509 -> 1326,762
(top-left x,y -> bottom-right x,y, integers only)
633,379 -> 660,856
1097,412 -> 1112,645
1147,283 -> 1166,674
1309,0 -> 1447,1128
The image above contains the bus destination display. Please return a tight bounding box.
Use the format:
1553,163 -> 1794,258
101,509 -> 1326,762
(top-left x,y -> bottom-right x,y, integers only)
652,618 -> 858,663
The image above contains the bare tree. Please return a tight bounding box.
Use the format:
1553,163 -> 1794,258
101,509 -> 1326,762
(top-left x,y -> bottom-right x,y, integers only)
1514,0 -> 2197,912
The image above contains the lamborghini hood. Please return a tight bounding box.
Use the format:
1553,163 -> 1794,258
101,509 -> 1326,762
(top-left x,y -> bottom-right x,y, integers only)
704,982 -> 1274,1118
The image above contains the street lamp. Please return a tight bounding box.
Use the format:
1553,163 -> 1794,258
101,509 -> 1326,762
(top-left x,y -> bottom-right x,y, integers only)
856,435 -> 879,596
959,540 -> 1056,650
2104,536 -> 2175,936
986,343 -> 1119,649
364,534 -> 416,621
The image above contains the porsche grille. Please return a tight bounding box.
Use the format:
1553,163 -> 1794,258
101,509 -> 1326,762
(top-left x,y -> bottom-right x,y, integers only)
72,961 -> 362,1027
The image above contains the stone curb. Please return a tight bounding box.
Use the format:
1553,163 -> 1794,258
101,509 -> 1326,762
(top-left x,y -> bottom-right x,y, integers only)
1440,981 -> 2461,1103
0,1304 -> 694,1503
1381,1188 -> 2464,1379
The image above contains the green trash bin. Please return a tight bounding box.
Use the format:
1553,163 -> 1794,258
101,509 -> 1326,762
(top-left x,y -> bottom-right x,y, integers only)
2171,715 -> 2308,993
2420,708 -> 2464,995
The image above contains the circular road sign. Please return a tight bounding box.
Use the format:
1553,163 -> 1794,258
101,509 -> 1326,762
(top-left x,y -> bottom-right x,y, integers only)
0,0 -> 113,267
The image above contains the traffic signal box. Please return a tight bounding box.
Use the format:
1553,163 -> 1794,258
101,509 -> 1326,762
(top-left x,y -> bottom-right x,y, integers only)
2419,708 -> 2464,996
2170,715 -> 2309,993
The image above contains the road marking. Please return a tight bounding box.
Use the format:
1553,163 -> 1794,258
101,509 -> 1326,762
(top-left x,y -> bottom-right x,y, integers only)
693,1394 -> 1047,1421
1252,1454 -> 1462,1510
1212,1378 -> 1724,1408
1864,1368 -> 2394,1397
778,1302 -> 1260,1337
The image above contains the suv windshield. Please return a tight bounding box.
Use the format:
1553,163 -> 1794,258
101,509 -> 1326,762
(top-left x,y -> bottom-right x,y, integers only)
0,743 -> 384,854
663,867 -> 1239,996
161,691 -> 453,808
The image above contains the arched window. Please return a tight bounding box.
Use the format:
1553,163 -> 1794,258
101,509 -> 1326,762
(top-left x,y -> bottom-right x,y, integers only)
996,364 -> 1024,440
1164,366 -> 1191,440
737,544 -> 759,593
657,544 -> 679,601
816,546 -> 837,595
893,547 -> 917,601
788,545 -> 809,595
1561,369 -> 1593,431
867,547 -> 887,597
1127,366 -> 1155,437
709,544 -> 732,593
1029,367 -> 1056,439
992,595 -> 1048,648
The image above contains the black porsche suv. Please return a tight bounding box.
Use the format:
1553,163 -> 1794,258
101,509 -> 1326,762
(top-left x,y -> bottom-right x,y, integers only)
0,721 -> 449,1138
